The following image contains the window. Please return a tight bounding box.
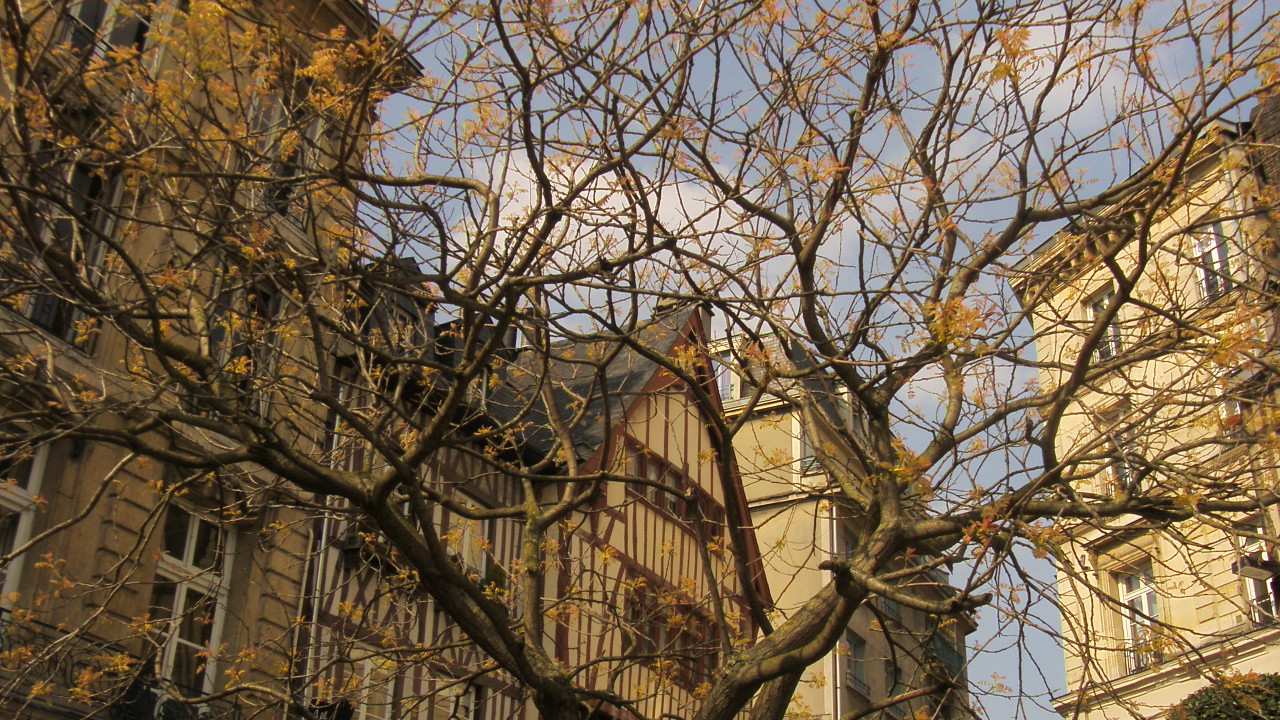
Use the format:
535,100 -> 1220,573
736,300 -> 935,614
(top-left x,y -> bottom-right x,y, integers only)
447,499 -> 493,582
352,658 -> 395,720
1217,368 -> 1255,434
22,161 -> 119,345
714,351 -> 749,403
1086,288 -> 1121,360
627,448 -> 685,517
1234,524 -> 1280,626
929,632 -> 964,678
884,655 -> 904,697
1109,439 -> 1140,490
1097,407 -> 1139,491
689,490 -> 726,547
205,283 -> 284,416
60,0 -> 153,53
880,596 -> 902,623
438,683 -> 480,720
327,367 -> 369,472
1195,221 -> 1234,300
151,505 -> 228,696
1117,563 -> 1161,672
843,630 -> 869,694
623,577 -> 717,688
0,445 -> 50,600
799,427 -> 821,475
249,75 -> 322,224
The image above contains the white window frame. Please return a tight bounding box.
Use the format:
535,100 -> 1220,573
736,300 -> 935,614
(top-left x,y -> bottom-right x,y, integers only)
796,419 -> 821,476
1237,525 -> 1279,626
1086,288 -> 1121,361
1117,563 -> 1160,672
352,656 -> 395,720
1194,220 -> 1235,300
153,504 -> 232,696
440,676 -> 481,717
0,444 -> 50,602
714,351 -> 748,404
247,83 -> 324,227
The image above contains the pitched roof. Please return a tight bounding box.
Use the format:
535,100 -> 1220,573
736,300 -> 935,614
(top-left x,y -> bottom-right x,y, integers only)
491,305 -> 697,461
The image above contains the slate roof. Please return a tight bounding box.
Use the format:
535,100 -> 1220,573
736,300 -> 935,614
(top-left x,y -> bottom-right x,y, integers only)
490,305 -> 697,461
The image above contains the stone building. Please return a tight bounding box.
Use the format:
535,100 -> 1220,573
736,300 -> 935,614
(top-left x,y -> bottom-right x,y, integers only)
0,0 -> 408,717
1013,108 -> 1280,719
712,335 -> 972,720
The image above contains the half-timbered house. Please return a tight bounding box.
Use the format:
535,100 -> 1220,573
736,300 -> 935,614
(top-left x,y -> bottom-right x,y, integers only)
303,303 -> 769,720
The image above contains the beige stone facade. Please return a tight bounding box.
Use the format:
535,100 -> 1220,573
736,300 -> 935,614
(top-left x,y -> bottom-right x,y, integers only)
1015,120 -> 1280,719
714,336 -> 971,720
0,0 -> 397,717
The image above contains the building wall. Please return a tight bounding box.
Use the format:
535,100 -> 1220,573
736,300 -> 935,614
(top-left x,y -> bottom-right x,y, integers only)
0,0 -> 394,716
1019,132 -> 1280,719
726,383 -> 970,720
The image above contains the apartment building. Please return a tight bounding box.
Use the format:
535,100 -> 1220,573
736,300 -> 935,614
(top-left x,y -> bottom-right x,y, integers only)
1013,109 -> 1280,719
712,335 -> 971,720
0,0 -> 408,718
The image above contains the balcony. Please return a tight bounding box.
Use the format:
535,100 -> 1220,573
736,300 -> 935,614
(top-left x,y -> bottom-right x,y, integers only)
0,612 -> 243,720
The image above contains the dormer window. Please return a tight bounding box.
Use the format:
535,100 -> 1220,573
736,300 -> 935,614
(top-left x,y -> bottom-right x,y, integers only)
714,351 -> 749,403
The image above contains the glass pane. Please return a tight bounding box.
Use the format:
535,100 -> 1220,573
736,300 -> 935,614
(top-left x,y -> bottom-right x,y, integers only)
179,588 -> 215,646
190,517 -> 220,571
170,640 -> 207,695
75,0 -> 108,27
0,512 -> 19,590
163,507 -> 190,561
150,581 -> 177,621
0,455 -> 34,490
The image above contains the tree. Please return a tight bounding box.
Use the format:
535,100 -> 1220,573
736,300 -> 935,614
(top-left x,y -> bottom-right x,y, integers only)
1,0 -> 1279,719
1172,674 -> 1280,720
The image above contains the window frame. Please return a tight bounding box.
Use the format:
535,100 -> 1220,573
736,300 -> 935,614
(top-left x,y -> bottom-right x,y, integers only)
625,444 -> 687,517
351,656 -> 396,720
1085,287 -> 1122,361
152,504 -> 232,697
1096,405 -> 1139,491
19,159 -> 122,347
1193,219 -> 1235,301
712,349 -> 749,404
1235,522 -> 1280,626
0,444 -> 51,601
447,495 -> 494,582
248,74 -> 325,227
437,682 -> 481,720
798,421 -> 821,476
843,630 -> 870,694
204,279 -> 286,417
1116,562 -> 1161,672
